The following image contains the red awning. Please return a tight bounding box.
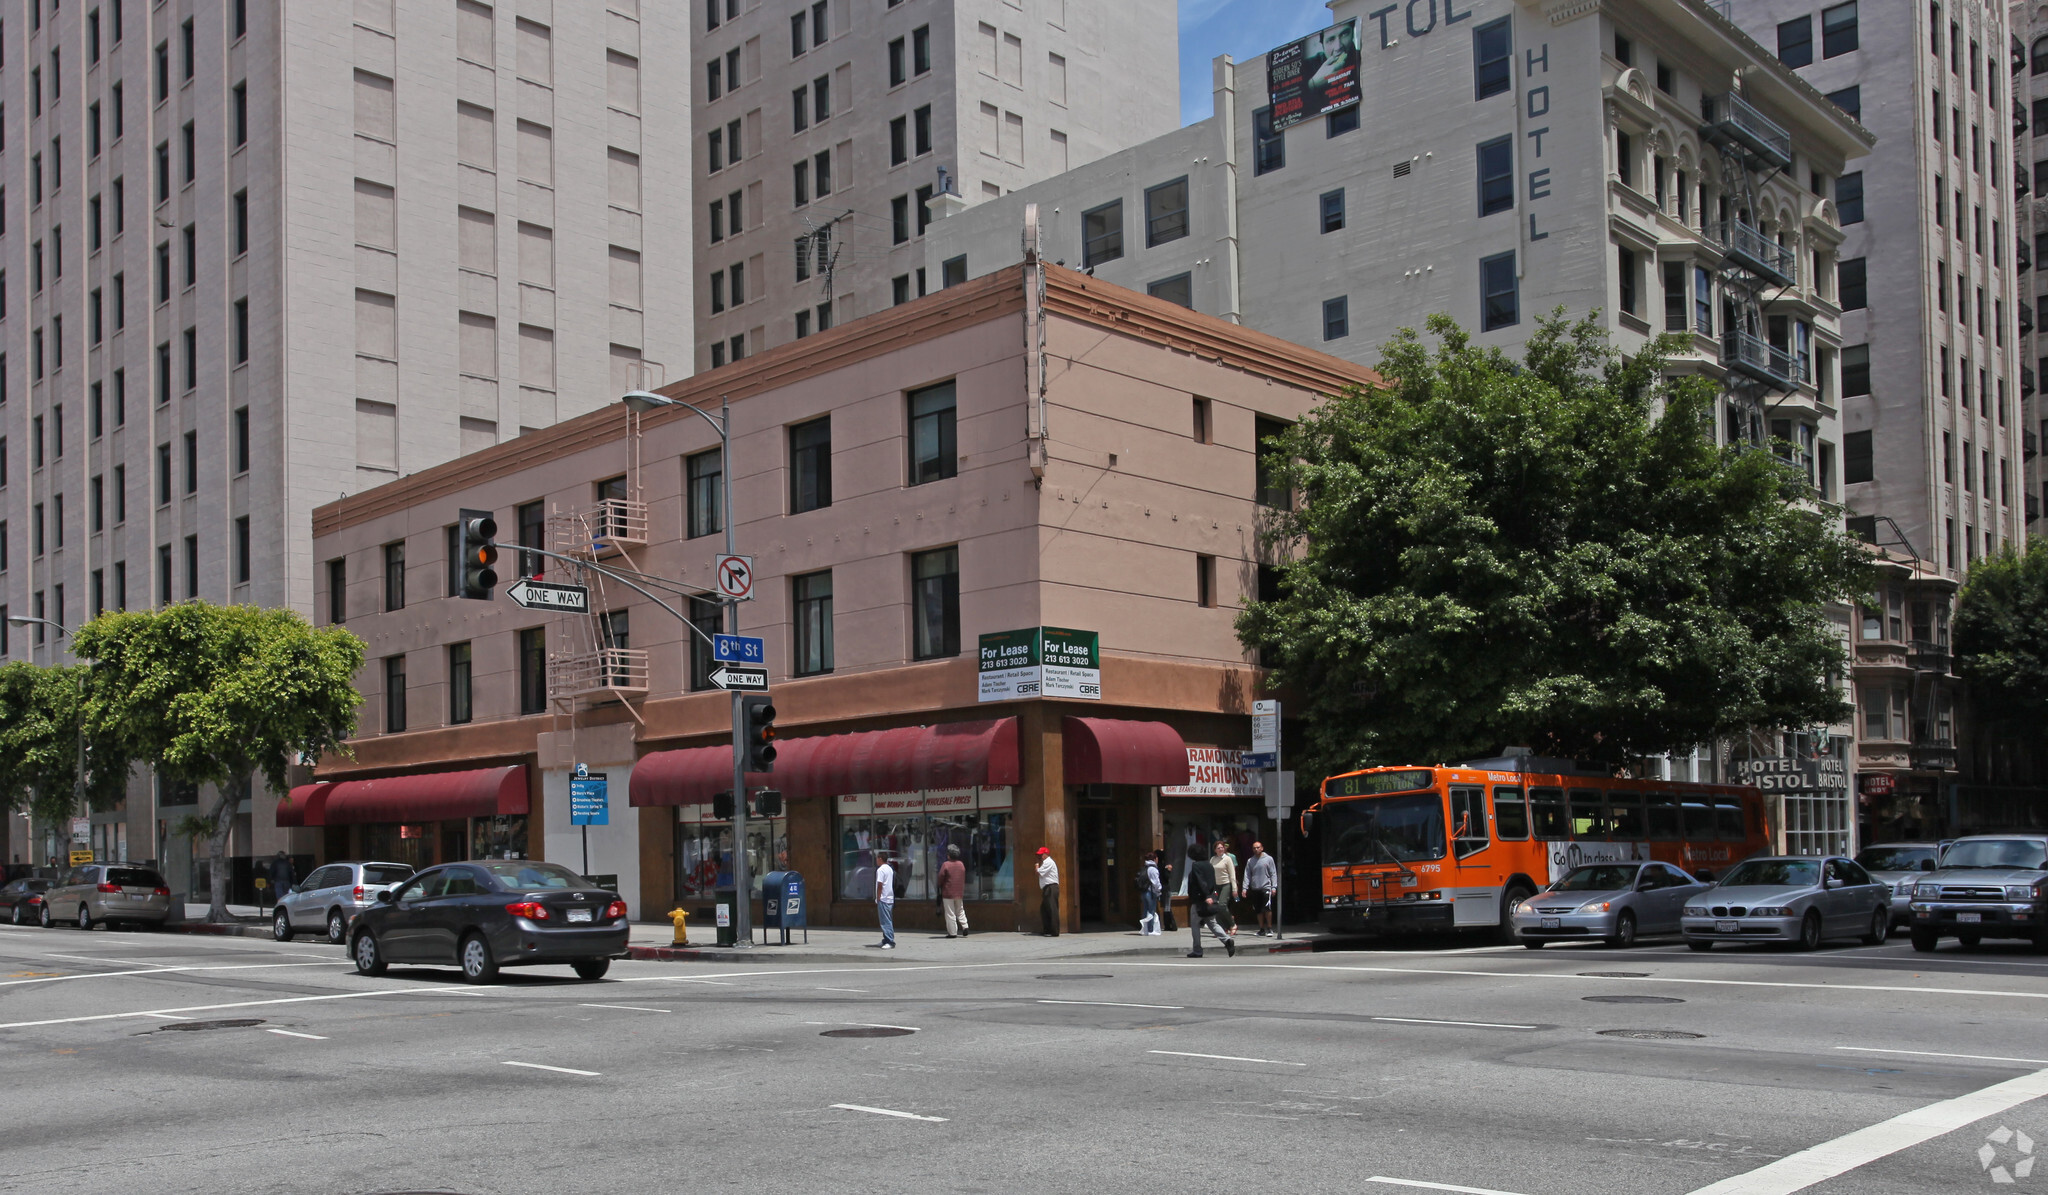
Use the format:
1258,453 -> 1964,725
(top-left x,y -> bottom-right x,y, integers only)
1063,717 -> 1191,786
284,765 -> 529,827
630,717 -> 1020,807
275,782 -> 334,828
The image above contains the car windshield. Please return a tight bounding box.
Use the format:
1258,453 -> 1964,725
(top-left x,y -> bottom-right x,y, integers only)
1323,794 -> 1446,866
1855,846 -> 1937,872
476,861 -> 589,889
1939,840 -> 2048,870
107,869 -> 165,888
362,865 -> 414,886
1550,865 -> 1640,892
1717,860 -> 1819,888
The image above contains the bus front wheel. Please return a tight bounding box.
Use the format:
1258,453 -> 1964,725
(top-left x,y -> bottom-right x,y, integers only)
1497,887 -> 1533,946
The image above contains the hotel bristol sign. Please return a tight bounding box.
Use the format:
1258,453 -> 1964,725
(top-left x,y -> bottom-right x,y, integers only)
1734,756 -> 1848,792
977,627 -> 1101,702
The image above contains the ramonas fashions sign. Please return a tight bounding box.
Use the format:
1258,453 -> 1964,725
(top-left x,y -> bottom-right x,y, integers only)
1163,748 -> 1263,798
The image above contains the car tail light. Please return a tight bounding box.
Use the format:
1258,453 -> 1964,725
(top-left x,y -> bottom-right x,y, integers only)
97,882 -> 122,893
27,896 -> 43,906
153,886 -> 171,897
604,900 -> 628,921
505,901 -> 550,920
353,885 -> 366,902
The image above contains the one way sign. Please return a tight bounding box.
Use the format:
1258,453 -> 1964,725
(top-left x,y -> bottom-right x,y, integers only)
504,577 -> 590,614
710,666 -> 769,692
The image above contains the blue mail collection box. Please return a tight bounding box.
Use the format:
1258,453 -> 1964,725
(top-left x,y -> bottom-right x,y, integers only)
760,871 -> 805,930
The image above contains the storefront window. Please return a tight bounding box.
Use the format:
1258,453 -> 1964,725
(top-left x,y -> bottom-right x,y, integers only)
471,815 -> 529,861
1159,807 -> 1262,896
673,809 -> 789,902
836,787 -> 1013,903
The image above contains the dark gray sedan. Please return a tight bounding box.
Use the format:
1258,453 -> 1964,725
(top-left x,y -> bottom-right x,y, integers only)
1512,862 -> 1708,948
1681,856 -> 1891,951
349,860 -> 630,983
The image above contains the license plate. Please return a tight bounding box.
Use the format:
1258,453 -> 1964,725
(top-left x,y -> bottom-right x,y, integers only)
1957,912 -> 1982,923
567,908 -> 593,923
1540,917 -> 1561,929
1716,920 -> 1739,933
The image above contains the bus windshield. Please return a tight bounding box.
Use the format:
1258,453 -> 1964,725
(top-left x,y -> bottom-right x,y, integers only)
1323,794 -> 1446,866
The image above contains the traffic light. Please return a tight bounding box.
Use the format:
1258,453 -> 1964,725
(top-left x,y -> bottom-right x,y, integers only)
711,790 -> 735,821
740,694 -> 778,772
754,789 -> 783,817
456,508 -> 499,599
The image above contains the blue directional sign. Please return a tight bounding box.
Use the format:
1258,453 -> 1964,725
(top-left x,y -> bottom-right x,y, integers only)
713,634 -> 765,665
1240,752 -> 1277,770
570,772 -> 609,827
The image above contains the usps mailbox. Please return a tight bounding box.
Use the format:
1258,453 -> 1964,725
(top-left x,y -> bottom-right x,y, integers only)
759,870 -> 807,945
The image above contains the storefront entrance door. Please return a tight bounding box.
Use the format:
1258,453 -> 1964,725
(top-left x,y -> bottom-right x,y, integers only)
1077,807 -> 1122,925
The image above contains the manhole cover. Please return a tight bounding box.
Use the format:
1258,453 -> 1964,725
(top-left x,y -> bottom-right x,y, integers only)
1578,971 -> 1651,978
821,1027 -> 916,1038
1034,973 -> 1113,980
1598,1029 -> 1705,1040
156,1018 -> 266,1032
1583,995 -> 1684,1005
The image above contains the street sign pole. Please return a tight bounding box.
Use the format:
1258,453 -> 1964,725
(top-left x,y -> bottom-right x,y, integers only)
721,396 -> 753,949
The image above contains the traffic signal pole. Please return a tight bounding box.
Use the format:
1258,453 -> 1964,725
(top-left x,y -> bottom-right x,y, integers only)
719,395 -> 754,948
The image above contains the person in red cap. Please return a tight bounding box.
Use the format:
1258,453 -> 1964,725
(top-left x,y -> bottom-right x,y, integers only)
1035,846 -> 1060,936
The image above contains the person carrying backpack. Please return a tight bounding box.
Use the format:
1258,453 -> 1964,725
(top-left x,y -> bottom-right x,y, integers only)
1136,852 -> 1162,935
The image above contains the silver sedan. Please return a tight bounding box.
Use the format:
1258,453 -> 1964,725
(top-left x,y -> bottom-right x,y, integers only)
1681,856 -> 1892,951
1512,862 -> 1708,948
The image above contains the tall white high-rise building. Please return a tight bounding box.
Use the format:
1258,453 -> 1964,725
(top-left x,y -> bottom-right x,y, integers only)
0,0 -> 690,873
689,0 -> 1177,370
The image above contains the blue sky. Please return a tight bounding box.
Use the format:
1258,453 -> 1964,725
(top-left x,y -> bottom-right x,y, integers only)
1179,0 -> 1333,124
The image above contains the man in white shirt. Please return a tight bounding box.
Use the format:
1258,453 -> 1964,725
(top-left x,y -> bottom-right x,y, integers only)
1035,847 -> 1060,937
874,855 -> 897,949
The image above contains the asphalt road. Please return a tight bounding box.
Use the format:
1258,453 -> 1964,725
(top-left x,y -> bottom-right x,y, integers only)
3,922 -> 2047,1195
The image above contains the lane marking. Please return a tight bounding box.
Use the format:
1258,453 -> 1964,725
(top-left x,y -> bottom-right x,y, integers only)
1373,1016 -> 1539,1030
1230,961 -> 2048,1003
0,961 -> 335,988
1685,1067 -> 2048,1195
1037,998 -> 1184,1010
816,987 -> 869,993
829,1103 -> 948,1122
0,987 -> 481,1030
803,1021 -> 922,1031
1836,1046 -> 2048,1067
579,1003 -> 672,1014
266,1029 -> 327,1040
1368,1179 -> 1534,1195
503,1061 -> 600,1077
1148,1049 -> 1306,1067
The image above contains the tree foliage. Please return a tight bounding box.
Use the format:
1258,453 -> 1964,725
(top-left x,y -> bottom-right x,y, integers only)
1954,542 -> 2048,744
1237,313 -> 1867,786
74,602 -> 366,921
0,662 -> 131,825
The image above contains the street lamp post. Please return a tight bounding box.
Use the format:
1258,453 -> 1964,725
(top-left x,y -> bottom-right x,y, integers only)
618,391 -> 756,947
8,615 -> 85,865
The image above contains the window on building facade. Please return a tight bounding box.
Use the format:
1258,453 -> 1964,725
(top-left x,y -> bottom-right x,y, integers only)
1322,296 -> 1349,341
1835,172 -> 1863,223
909,382 -> 957,485
384,655 -> 407,733
1478,137 -> 1513,215
1826,85 -> 1860,121
1255,416 -> 1293,509
790,416 -> 831,513
1842,344 -> 1870,396
447,643 -> 472,725
1327,105 -> 1359,137
518,626 -> 548,713
1144,177 -> 1189,247
383,540 -> 405,611
1820,2 -> 1857,57
327,558 -> 346,625
1252,107 -> 1284,175
1837,257 -> 1866,309
793,570 -> 833,676
1320,188 -> 1345,233
911,546 -> 960,660
1844,430 -> 1873,484
1147,273 -> 1192,309
685,449 -> 723,539
1481,252 -> 1518,330
1618,247 -> 1639,316
1472,17 -> 1511,99
1778,15 -> 1813,67
1082,200 -> 1124,267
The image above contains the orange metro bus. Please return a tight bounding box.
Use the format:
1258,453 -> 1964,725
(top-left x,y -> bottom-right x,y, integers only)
1302,759 -> 1773,941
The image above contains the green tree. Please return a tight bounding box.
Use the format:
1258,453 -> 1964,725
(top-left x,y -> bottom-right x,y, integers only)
1954,542 -> 2048,747
0,661 -> 131,830
75,603 -> 366,923
1238,313 -> 1867,788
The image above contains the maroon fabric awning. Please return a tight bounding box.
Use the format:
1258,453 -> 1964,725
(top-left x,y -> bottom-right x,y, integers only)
285,765 -> 529,826
630,717 -> 1020,807
275,782 -> 334,828
1063,717 -> 1191,786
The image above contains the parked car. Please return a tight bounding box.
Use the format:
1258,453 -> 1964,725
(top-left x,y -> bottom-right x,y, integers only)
41,863 -> 173,930
1681,856 -> 1890,951
0,877 -> 54,925
1906,835 -> 2048,953
1512,861 -> 1709,948
349,860 -> 630,983
1854,842 -> 1947,931
273,860 -> 415,944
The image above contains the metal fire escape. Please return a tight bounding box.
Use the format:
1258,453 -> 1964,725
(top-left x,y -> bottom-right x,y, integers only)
1702,90 -> 1798,444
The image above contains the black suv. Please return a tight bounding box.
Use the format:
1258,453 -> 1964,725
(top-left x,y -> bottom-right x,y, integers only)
1907,835 -> 2048,952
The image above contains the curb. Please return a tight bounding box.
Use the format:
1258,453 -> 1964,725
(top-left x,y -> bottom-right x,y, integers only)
623,936 -> 1317,965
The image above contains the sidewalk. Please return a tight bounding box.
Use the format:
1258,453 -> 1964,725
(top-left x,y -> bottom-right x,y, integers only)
622,920 -> 1329,964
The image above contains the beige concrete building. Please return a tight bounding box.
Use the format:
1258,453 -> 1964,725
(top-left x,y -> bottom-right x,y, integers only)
301,263 -> 1371,931
689,0 -> 1177,371
0,0 -> 691,885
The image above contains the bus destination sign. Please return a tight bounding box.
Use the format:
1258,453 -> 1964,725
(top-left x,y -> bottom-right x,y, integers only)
1327,769 -> 1434,798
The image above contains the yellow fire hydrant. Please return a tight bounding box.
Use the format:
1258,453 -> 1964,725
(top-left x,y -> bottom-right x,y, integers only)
668,907 -> 690,946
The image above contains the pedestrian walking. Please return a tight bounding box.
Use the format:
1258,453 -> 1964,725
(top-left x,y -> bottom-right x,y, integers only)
1245,840 -> 1278,937
1136,851 -> 1162,935
1159,853 -> 1177,932
1184,847 -> 1235,958
874,854 -> 897,949
267,851 -> 295,912
938,844 -> 970,938
1211,839 -> 1241,935
1036,846 -> 1060,936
